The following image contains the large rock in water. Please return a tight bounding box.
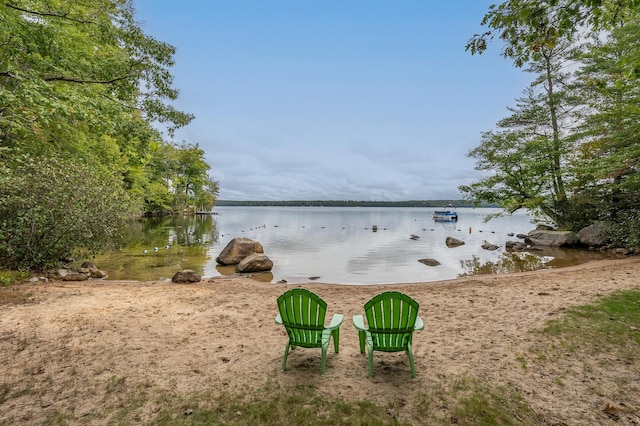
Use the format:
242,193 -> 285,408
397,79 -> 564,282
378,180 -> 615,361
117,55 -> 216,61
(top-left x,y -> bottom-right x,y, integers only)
577,224 -> 609,247
525,230 -> 578,247
216,238 -> 264,265
445,237 -> 465,248
237,253 -> 273,273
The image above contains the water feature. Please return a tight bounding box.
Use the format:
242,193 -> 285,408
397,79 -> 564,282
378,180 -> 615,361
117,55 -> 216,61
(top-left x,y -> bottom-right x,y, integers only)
91,206 -> 613,284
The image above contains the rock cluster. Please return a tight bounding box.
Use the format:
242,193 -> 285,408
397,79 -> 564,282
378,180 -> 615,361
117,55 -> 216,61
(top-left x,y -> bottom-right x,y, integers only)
418,222 -> 628,269
504,223 -> 628,254
216,237 -> 273,273
57,262 -> 108,281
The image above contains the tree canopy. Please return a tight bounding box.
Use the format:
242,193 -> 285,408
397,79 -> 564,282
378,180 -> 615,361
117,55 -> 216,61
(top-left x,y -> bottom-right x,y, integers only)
462,0 -> 640,250
466,0 -> 640,66
0,0 -> 218,269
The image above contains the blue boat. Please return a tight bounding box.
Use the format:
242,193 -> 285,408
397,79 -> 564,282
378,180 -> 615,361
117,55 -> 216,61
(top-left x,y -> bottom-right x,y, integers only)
433,204 -> 458,221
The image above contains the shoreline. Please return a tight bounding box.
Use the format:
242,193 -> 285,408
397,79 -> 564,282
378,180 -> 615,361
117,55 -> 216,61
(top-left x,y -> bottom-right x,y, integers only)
2,256 -> 639,424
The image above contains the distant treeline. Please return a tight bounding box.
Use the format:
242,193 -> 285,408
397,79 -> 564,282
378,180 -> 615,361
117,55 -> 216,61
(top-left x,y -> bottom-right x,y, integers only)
215,200 -> 496,208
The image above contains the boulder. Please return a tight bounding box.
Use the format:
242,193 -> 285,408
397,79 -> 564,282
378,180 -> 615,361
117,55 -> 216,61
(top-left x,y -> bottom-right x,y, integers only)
445,237 -> 465,248
237,253 -> 273,273
536,224 -> 555,231
577,224 -> 609,247
506,241 -> 545,251
418,258 -> 441,267
76,262 -> 108,279
216,238 -> 264,265
481,243 -> 500,251
172,269 -> 201,283
91,270 -> 109,279
525,230 -> 578,247
62,272 -> 88,281
505,240 -> 518,249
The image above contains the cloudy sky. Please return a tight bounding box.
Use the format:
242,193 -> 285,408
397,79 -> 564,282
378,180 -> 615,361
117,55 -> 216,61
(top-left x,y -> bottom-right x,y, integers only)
134,1 -> 531,201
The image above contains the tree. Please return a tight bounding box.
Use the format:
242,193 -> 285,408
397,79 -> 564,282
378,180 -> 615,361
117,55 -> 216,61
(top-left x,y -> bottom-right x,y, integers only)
569,20 -> 640,248
572,20 -> 640,197
0,0 -> 196,205
466,0 -> 639,66
0,0 -> 193,150
461,34 -> 580,227
0,1 -> 212,269
144,142 -> 219,214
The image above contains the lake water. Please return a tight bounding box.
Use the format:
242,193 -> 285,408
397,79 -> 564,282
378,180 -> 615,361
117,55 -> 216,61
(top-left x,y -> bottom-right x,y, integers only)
92,206 -> 613,284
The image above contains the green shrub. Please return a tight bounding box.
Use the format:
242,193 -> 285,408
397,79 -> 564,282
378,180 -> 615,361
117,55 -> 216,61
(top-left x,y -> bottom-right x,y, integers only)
0,153 -> 133,270
605,209 -> 640,253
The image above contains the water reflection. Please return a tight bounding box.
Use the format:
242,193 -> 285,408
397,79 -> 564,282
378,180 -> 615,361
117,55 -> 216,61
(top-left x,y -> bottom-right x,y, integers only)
460,253 -> 548,276
459,247 -> 614,277
92,215 -> 218,281
91,207 -> 615,284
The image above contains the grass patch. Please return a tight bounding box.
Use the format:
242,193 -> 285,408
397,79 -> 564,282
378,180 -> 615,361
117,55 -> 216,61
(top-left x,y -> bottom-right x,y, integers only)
413,377 -> 540,426
73,379 -> 542,425
148,382 -> 407,426
0,270 -> 31,286
541,289 -> 640,353
0,270 -> 33,306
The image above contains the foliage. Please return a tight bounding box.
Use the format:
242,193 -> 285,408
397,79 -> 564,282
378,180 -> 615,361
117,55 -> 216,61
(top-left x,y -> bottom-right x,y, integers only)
0,269 -> 30,287
0,1 -> 218,269
466,0 -> 640,66
0,153 -> 132,270
145,142 -> 219,214
460,37 -> 579,227
569,21 -> 640,249
463,1 -> 640,246
0,0 -> 193,148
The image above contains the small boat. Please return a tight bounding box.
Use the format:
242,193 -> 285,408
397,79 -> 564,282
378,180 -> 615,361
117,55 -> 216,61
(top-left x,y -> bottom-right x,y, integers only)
432,204 -> 458,221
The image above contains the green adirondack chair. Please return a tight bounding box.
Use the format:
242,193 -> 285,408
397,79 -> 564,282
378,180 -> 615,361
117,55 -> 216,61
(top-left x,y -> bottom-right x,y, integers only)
275,288 -> 344,376
352,291 -> 424,378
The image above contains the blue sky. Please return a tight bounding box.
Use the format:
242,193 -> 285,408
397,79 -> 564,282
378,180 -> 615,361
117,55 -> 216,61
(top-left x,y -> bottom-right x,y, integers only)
134,1 -> 531,201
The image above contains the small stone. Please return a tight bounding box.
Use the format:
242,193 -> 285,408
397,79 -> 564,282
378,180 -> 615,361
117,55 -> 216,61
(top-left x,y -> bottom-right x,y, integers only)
418,258 -> 441,267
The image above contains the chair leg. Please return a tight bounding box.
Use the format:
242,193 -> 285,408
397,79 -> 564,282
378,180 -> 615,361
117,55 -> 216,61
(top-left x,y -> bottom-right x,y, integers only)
358,330 -> 366,354
332,328 -> 340,353
321,342 -> 329,376
407,343 -> 416,378
282,340 -> 290,371
367,345 -> 374,378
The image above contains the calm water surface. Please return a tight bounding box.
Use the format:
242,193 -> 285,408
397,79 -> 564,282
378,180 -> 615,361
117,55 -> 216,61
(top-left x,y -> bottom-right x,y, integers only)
92,207 -> 613,284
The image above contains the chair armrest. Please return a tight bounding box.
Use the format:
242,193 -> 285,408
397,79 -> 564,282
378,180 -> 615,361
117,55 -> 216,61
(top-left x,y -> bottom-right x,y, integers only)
352,314 -> 366,331
275,313 -> 283,325
327,313 -> 343,329
414,315 -> 424,331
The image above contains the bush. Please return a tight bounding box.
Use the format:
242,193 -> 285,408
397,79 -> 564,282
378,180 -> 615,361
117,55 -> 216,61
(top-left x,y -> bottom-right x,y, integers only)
0,154 -> 133,270
605,208 -> 640,253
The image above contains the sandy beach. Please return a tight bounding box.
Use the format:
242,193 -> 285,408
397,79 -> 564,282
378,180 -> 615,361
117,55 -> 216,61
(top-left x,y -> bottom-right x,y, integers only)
1,257 -> 640,424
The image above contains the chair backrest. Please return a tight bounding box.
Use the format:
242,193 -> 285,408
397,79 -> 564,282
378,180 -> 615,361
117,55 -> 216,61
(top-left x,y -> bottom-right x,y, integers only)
364,291 -> 419,351
277,288 -> 328,348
